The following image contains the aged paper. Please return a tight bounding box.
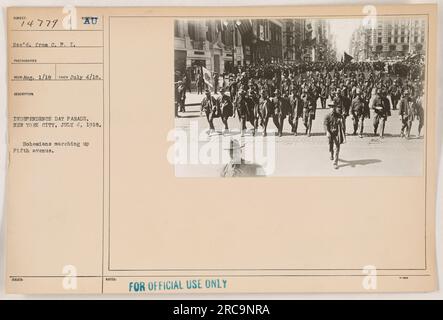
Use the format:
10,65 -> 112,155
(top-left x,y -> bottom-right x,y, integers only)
5,5 -> 437,294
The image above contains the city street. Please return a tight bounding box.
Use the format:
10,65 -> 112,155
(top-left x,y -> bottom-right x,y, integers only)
174,92 -> 424,177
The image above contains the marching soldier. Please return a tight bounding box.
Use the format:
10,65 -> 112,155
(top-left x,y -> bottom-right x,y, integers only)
175,80 -> 186,115
196,72 -> 204,95
289,87 -> 303,135
324,101 -> 346,169
271,89 -> 290,137
247,89 -> 259,136
229,76 -> 238,104
340,87 -> 351,135
319,83 -> 328,109
350,88 -> 368,138
372,88 -> 391,138
235,89 -> 250,136
301,88 -> 315,137
217,87 -> 233,134
200,89 -> 218,134
389,79 -> 401,110
398,90 -> 416,138
257,89 -> 272,137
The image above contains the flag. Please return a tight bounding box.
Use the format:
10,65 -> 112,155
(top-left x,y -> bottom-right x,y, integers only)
202,67 -> 213,89
343,51 -> 354,64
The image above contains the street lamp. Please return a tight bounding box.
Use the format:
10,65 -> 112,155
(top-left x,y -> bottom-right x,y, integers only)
224,20 -> 242,73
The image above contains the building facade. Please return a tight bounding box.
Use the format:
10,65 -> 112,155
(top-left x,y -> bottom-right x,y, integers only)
300,19 -> 335,62
368,17 -> 426,60
244,19 -> 284,65
349,26 -> 372,61
174,18 -> 338,79
174,19 -> 287,78
282,19 -> 305,63
174,20 -> 245,80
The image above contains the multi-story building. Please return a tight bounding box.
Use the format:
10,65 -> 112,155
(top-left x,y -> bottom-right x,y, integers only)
248,19 -> 283,64
174,20 -> 245,80
174,18 -> 339,79
300,19 -> 335,62
282,19 -> 305,63
349,26 -> 372,61
174,19 -> 285,78
368,17 -> 426,60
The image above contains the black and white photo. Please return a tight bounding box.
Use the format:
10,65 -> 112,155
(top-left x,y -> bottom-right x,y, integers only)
173,17 -> 427,176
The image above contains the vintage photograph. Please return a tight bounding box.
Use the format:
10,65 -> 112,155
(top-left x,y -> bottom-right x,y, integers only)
173,17 -> 427,177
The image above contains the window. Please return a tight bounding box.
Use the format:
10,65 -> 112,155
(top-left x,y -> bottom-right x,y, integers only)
378,37 -> 382,43
387,37 -> 391,44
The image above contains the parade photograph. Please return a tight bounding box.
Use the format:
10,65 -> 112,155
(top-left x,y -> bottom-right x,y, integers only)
173,17 -> 427,177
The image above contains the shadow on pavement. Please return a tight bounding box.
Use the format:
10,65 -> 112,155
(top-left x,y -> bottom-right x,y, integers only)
177,115 -> 201,119
337,158 -> 382,169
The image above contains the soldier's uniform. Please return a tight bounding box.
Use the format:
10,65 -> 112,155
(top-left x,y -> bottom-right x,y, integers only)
257,92 -> 273,137
372,90 -> 391,138
201,91 -> 218,133
301,91 -> 315,137
324,102 -> 346,169
289,91 -> 303,135
398,91 -> 416,138
389,83 -> 401,110
319,84 -> 328,109
271,90 -> 290,137
235,90 -> 250,136
336,89 -> 351,135
281,80 -> 291,97
217,90 -> 233,132
229,79 -> 238,104
350,90 -> 368,137
246,90 -> 259,136
175,81 -> 186,115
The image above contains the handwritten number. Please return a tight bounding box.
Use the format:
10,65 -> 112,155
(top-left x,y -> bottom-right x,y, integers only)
19,18 -> 58,29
